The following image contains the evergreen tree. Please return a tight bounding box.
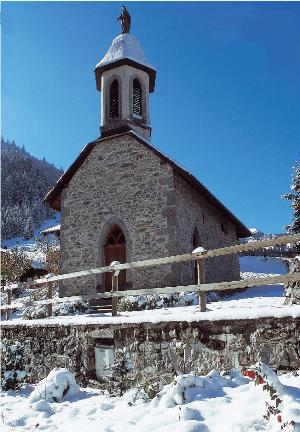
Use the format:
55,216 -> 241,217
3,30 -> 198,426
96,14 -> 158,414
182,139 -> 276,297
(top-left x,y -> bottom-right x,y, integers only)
282,159 -> 300,234
1,137 -> 63,240
23,219 -> 34,240
1,248 -> 31,284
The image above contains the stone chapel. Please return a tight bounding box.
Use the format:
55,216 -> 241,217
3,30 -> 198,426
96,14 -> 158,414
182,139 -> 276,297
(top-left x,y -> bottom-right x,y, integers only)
45,10 -> 251,297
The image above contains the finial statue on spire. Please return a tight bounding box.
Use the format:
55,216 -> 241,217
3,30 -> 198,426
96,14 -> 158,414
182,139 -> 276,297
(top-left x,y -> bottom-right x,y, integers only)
117,6 -> 131,34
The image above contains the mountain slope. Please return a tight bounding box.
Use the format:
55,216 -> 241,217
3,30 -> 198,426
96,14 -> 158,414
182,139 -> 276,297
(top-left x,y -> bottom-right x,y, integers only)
1,137 -> 63,240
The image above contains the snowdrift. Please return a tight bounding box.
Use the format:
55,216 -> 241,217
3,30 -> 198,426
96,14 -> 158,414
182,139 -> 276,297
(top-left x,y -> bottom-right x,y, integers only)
28,368 -> 80,404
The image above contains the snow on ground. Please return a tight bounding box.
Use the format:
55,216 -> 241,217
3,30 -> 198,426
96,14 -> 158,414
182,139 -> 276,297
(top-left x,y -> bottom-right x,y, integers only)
3,297 -> 299,327
1,368 -> 300,432
1,215 -> 60,251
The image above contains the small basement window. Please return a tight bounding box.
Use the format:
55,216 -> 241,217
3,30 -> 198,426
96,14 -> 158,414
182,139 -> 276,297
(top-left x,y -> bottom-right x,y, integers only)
94,341 -> 114,379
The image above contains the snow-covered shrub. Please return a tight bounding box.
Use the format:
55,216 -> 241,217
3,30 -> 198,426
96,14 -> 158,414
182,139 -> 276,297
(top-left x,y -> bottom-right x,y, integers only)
53,299 -> 90,316
151,370 -> 248,409
30,282 -> 58,302
143,378 -> 165,399
118,291 -> 220,312
111,348 -> 134,396
245,362 -> 300,431
22,304 -> 48,320
28,368 -> 79,403
1,248 -> 31,297
0,340 -> 29,391
125,387 -> 149,406
22,299 -> 90,320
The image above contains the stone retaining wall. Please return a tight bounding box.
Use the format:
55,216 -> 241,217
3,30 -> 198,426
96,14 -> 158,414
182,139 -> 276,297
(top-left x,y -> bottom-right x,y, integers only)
2,317 -> 299,392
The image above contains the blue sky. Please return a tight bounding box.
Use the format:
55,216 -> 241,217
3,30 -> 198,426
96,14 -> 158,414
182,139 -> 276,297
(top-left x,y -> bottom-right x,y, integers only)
2,1 -> 300,234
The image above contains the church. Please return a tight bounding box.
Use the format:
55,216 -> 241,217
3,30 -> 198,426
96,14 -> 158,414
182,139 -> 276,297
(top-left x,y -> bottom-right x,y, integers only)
45,8 -> 250,297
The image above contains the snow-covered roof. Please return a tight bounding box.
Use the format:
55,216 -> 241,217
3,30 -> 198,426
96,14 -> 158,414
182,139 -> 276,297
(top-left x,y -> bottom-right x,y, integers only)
95,33 -> 155,71
41,224 -> 61,235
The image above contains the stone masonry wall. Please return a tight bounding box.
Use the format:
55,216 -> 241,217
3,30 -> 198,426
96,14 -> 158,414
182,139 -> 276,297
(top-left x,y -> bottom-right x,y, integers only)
59,133 -> 241,297
174,173 -> 240,284
60,134 -> 178,296
2,317 -> 299,392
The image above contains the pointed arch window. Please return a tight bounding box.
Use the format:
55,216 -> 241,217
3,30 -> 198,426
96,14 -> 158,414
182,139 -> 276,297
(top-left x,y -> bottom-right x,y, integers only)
105,225 -> 125,246
109,79 -> 119,119
132,78 -> 142,117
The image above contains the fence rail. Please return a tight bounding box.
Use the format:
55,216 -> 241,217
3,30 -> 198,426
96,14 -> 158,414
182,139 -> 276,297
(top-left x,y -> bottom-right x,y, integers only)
2,272 -> 299,312
2,233 -> 300,292
1,233 -> 300,320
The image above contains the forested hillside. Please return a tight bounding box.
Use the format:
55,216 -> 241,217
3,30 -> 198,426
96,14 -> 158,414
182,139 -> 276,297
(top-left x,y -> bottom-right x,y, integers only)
1,137 -> 63,240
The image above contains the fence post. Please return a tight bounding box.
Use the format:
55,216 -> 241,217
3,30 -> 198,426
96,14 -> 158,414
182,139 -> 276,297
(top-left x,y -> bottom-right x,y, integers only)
111,274 -> 119,317
47,282 -> 53,317
110,260 -> 120,317
6,289 -> 12,321
197,258 -> 206,312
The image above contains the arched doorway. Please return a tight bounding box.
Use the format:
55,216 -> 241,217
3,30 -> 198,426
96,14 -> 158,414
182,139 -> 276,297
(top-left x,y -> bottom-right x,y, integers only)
104,225 -> 126,291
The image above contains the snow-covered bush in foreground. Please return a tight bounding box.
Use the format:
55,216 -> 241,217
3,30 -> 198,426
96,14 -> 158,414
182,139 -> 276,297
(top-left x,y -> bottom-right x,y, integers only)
22,299 -> 90,320
151,369 -> 249,409
1,366 -> 300,432
0,340 -> 29,391
118,291 -> 220,312
28,368 -> 79,403
245,362 -> 300,431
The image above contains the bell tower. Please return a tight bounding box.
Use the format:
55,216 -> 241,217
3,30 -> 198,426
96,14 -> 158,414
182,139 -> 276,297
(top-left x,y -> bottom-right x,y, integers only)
94,7 -> 156,140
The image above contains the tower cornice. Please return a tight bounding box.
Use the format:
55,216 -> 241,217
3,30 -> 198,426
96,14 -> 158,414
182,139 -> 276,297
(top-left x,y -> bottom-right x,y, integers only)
95,58 -> 156,93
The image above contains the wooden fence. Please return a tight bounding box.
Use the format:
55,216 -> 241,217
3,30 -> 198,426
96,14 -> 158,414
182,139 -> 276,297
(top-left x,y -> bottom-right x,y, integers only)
1,233 -> 300,320
240,241 -> 299,258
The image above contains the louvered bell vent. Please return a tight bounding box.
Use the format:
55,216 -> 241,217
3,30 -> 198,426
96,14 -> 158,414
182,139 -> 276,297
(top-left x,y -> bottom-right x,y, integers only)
133,79 -> 142,117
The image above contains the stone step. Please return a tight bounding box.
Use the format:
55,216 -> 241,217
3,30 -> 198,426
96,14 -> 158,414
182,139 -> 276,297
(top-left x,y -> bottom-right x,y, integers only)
89,305 -> 112,314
